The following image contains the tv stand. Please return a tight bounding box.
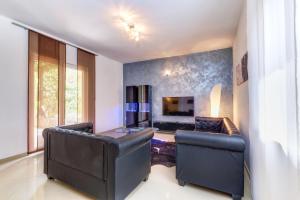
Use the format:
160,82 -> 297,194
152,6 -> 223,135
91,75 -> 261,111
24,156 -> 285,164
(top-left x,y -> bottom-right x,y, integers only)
153,121 -> 195,132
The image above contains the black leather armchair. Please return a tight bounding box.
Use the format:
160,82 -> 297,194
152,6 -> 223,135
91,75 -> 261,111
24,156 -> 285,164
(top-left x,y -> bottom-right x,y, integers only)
175,117 -> 245,200
43,123 -> 154,200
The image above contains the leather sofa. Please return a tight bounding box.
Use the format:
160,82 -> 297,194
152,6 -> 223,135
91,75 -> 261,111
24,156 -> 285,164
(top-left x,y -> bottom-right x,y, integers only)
43,123 -> 154,200
175,117 -> 245,200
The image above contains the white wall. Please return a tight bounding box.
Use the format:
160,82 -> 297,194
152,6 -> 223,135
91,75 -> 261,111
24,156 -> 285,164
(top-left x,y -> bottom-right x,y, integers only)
0,16 -> 28,159
233,3 -> 250,169
95,55 -> 123,132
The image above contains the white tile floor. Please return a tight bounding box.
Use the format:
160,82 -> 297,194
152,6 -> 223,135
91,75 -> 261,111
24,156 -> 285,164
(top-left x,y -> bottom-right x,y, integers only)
0,151 -> 252,200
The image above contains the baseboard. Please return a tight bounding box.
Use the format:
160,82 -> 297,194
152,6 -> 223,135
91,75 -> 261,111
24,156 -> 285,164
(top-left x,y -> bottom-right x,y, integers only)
0,153 -> 28,165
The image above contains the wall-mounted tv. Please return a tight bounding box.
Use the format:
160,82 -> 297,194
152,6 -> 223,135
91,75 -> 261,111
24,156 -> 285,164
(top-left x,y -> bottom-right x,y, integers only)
162,96 -> 194,116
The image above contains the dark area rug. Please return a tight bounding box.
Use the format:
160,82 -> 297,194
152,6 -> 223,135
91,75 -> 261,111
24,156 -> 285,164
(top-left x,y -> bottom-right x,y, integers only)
151,138 -> 176,167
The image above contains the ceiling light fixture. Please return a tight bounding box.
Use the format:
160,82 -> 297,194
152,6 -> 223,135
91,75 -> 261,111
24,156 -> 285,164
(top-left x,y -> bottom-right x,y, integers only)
120,17 -> 141,42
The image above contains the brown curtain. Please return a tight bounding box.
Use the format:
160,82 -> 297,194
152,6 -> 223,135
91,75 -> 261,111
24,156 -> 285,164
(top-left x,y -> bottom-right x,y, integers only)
28,31 -> 38,153
28,31 -> 66,153
58,43 -> 66,125
77,49 -> 95,127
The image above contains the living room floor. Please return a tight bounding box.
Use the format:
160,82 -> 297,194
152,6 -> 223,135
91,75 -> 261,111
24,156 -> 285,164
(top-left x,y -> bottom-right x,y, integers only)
0,149 -> 252,200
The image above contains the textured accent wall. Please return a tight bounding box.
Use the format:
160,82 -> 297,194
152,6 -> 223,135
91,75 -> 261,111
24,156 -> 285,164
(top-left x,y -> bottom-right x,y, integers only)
124,48 -> 233,123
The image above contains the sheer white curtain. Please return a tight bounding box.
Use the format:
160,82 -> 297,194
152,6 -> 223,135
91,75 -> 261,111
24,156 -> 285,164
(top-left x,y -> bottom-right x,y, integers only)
248,0 -> 300,199
296,0 -> 300,181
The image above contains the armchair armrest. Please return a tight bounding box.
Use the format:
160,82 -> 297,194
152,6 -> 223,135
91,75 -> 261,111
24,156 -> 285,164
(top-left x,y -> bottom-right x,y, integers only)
111,129 -> 154,157
175,130 -> 245,152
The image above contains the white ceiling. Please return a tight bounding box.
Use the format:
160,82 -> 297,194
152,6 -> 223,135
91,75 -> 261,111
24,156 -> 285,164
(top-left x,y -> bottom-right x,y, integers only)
0,0 -> 244,63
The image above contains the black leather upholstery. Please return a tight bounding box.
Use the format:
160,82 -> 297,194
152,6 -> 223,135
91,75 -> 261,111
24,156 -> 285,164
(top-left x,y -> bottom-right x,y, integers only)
153,121 -> 195,132
176,131 -> 245,152
195,117 -> 224,132
43,124 -> 154,200
59,122 -> 94,133
195,117 -> 240,135
176,117 -> 245,200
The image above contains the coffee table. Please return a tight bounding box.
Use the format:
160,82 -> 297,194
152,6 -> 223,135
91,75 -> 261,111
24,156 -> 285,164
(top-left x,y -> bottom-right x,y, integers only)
95,127 -> 150,138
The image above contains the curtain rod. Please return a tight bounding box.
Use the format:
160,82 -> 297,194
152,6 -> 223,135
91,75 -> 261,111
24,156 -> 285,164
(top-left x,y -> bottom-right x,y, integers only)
11,21 -> 99,56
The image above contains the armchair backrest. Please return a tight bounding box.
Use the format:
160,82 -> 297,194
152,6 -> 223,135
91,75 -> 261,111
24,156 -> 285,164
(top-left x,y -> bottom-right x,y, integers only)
221,118 -> 240,135
195,117 -> 240,135
43,127 -> 109,181
195,117 -> 223,132
58,122 -> 94,133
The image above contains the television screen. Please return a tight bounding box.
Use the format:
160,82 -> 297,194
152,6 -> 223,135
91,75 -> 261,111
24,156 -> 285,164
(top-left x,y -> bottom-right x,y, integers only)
162,97 -> 194,116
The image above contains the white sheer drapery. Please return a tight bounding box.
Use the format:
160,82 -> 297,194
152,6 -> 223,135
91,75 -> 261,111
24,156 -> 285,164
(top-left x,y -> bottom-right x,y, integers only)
247,0 -> 300,199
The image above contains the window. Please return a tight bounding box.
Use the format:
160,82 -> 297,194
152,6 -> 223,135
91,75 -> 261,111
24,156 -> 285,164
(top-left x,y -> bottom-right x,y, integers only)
65,63 -> 79,125
28,31 -> 95,153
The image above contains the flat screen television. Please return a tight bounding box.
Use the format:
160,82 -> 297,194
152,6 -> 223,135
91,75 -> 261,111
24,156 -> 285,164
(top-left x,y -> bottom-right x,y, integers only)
162,96 -> 194,116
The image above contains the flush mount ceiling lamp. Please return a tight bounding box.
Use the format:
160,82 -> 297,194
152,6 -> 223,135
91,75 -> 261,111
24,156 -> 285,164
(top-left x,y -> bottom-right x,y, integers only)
120,17 -> 141,42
